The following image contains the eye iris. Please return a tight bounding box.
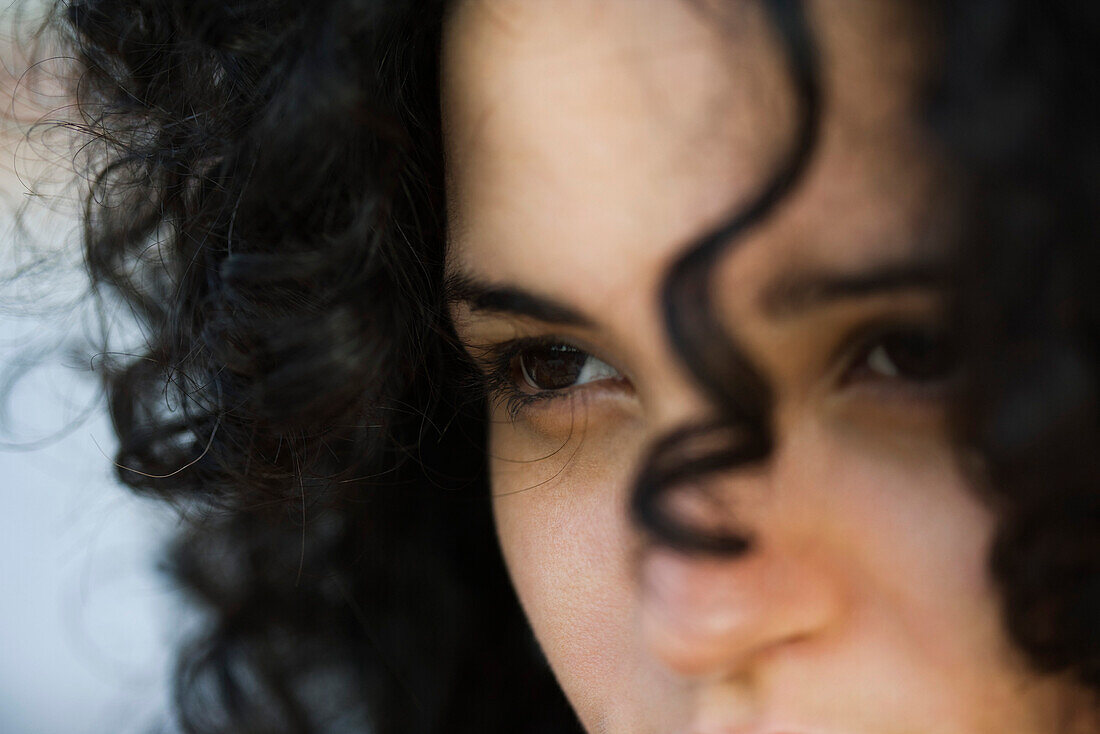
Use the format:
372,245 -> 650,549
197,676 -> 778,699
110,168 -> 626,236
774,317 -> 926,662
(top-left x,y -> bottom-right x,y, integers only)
518,346 -> 588,390
877,330 -> 954,381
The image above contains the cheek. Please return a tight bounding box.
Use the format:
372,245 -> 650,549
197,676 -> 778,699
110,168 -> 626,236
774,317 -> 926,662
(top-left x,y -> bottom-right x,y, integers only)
789,421 -> 993,634
488,416 -> 643,711
783,425 -> 1053,728
487,399 -> 1075,733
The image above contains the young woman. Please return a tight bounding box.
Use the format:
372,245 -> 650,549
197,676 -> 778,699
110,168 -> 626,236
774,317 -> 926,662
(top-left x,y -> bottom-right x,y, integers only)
52,0 -> 1100,732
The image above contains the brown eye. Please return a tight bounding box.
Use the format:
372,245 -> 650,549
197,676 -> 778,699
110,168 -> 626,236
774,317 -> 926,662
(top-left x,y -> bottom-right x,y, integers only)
857,328 -> 957,384
513,344 -> 620,392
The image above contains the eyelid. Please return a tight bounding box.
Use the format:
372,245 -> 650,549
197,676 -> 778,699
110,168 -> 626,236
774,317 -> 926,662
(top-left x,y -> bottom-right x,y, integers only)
517,348 -> 622,391
831,318 -> 957,398
825,312 -> 941,372
512,337 -> 628,389
464,333 -> 633,420
470,332 -> 628,379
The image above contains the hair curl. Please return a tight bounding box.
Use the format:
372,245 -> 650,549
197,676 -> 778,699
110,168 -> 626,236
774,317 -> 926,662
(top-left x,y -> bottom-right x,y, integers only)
633,0 -> 1100,704
58,0 -> 579,731
50,0 -> 1100,731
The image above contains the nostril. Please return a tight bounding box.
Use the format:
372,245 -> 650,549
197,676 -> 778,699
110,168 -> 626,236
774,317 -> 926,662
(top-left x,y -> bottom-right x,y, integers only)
684,682 -> 762,734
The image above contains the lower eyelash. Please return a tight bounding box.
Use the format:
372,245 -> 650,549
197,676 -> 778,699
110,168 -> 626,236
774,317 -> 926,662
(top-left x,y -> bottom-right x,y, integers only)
471,336 -> 594,423
494,389 -> 557,423
474,339 -> 561,422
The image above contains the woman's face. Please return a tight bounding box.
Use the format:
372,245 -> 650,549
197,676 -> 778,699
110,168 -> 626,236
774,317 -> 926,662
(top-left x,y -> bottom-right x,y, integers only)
443,1 -> 1095,732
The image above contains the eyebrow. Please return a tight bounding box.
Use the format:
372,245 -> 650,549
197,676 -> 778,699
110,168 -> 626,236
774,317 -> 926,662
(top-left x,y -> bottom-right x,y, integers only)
444,273 -> 593,326
445,255 -> 947,327
758,255 -> 948,319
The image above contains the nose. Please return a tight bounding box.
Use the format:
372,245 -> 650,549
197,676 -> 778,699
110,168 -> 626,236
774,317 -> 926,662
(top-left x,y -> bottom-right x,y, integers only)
639,538 -> 843,679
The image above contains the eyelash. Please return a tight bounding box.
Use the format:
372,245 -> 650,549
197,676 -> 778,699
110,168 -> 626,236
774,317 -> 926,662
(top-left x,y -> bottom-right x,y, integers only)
834,320 -> 957,397
475,336 -> 616,421
473,322 -> 956,421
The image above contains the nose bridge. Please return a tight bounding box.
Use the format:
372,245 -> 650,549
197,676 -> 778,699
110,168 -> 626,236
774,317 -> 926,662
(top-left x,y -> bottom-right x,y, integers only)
630,301 -> 842,678
639,355 -> 715,432
639,528 -> 843,679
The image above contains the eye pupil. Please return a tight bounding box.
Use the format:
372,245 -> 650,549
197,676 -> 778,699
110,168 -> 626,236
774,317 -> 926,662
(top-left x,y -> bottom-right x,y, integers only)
518,345 -> 588,390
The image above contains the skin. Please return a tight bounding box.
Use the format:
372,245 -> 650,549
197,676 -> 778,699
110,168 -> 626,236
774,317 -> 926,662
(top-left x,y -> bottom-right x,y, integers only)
442,1 -> 1099,733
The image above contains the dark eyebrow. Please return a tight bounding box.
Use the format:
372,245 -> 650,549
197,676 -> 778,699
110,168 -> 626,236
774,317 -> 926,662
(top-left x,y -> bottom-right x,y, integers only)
758,255 -> 948,319
444,273 -> 592,326
445,257 -> 945,326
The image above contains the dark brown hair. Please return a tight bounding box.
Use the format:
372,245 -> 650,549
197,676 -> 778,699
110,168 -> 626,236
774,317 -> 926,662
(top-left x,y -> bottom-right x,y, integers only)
54,0 -> 1100,731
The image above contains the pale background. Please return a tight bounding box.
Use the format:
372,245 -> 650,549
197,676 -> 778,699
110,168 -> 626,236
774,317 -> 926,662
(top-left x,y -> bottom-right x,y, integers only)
1,3 -> 182,731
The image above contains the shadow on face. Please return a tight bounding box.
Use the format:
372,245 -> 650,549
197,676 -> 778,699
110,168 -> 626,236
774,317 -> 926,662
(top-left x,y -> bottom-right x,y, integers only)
442,1 -> 1096,733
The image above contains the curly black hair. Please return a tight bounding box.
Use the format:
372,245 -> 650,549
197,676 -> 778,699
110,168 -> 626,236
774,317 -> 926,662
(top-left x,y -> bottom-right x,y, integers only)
634,0 -> 1100,704
56,0 -> 578,731
46,0 -> 1100,731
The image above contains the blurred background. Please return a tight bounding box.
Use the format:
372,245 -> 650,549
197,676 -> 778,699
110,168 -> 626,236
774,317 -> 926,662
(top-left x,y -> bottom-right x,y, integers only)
1,2 -> 182,731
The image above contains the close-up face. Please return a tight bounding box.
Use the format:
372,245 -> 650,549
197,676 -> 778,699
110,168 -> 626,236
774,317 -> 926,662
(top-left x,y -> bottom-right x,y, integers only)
443,1 -> 1095,733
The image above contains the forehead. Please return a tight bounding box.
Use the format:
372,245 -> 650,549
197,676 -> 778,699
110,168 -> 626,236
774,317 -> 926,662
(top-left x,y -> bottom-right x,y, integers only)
442,0 -> 939,307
